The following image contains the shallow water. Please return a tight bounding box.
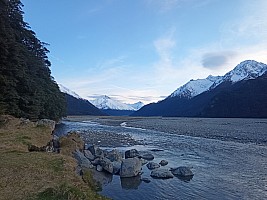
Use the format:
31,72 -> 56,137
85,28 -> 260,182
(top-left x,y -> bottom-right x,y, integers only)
55,119 -> 267,200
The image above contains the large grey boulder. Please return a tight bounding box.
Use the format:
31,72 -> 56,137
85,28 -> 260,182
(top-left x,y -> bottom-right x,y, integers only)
151,169 -> 174,179
120,157 -> 142,178
99,157 -> 113,174
73,150 -> 94,169
84,150 -> 95,161
125,149 -> 140,159
146,162 -> 160,170
141,153 -> 154,161
106,149 -> 123,162
170,166 -> 194,177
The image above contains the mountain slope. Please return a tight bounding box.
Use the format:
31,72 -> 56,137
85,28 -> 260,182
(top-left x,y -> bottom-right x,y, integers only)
133,60 -> 267,118
59,85 -> 105,116
64,94 -> 105,116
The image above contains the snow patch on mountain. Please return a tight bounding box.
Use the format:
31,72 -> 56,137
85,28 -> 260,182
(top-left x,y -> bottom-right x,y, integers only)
127,101 -> 144,110
170,75 -> 222,98
90,95 -> 143,111
170,60 -> 267,99
224,60 -> 267,82
58,84 -> 82,99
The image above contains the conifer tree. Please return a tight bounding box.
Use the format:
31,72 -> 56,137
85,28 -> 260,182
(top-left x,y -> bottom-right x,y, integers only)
0,0 -> 66,121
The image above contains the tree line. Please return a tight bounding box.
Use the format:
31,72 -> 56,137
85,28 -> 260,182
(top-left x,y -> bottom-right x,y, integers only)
0,0 -> 66,121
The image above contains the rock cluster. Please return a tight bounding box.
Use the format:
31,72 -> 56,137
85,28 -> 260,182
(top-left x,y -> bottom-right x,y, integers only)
73,146 -> 194,183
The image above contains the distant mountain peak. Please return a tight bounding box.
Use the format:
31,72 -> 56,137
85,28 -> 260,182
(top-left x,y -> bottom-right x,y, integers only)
90,95 -> 143,111
170,60 -> 267,99
224,60 -> 267,83
58,84 -> 82,99
169,75 -> 222,99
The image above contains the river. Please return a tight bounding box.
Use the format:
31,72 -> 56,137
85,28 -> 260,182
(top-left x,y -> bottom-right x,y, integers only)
55,117 -> 267,200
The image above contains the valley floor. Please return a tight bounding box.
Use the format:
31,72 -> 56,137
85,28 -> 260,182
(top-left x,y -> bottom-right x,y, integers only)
66,116 -> 267,146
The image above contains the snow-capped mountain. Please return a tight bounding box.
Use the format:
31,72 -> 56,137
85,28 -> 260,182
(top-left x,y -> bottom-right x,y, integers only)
127,101 -> 144,110
170,75 -> 222,98
170,60 -> 267,99
58,84 -> 82,99
90,95 -> 142,111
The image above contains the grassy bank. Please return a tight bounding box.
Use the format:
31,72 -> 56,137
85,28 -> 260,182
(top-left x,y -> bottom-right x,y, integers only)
0,115 -> 107,200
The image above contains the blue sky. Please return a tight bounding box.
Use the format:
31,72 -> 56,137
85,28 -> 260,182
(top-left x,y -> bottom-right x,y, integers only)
22,0 -> 267,104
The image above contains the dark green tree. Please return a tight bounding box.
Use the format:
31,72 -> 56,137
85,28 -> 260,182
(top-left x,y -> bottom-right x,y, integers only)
0,0 -> 66,121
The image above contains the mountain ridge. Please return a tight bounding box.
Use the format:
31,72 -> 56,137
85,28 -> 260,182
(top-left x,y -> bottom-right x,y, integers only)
133,60 -> 267,118
169,60 -> 267,99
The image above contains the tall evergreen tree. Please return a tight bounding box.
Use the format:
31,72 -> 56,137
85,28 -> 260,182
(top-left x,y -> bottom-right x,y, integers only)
0,0 -> 66,121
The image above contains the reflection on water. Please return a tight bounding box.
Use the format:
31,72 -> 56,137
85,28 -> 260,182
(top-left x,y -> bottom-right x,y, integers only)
55,120 -> 267,200
120,175 -> 142,190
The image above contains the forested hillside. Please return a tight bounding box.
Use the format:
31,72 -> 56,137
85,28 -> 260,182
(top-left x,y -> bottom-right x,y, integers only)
0,0 -> 65,120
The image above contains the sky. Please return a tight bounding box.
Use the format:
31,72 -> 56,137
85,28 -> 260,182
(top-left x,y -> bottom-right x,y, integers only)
22,0 -> 267,104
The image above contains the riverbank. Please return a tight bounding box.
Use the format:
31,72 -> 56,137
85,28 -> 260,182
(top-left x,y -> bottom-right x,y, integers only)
0,115 -> 107,200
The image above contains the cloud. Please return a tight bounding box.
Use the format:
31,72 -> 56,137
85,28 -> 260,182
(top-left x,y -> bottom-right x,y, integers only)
202,52 -> 236,70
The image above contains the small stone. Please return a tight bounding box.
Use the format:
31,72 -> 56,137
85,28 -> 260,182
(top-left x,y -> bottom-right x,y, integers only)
141,153 -> 154,161
151,169 -> 174,179
170,166 -> 194,177
146,162 -> 160,170
159,160 -> 168,166
96,165 -> 103,172
125,149 -> 140,159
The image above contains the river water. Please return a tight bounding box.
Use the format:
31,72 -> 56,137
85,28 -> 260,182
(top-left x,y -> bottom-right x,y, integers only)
55,118 -> 267,200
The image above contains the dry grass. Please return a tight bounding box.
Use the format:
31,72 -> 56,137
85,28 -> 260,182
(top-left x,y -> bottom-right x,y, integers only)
0,115 -> 108,200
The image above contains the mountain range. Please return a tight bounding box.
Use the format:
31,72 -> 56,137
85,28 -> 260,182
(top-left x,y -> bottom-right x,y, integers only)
133,60 -> 267,118
89,95 -> 144,116
59,85 -> 144,116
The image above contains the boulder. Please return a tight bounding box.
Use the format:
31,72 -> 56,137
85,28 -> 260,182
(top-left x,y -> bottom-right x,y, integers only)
170,166 -> 194,177
112,161 -> 121,175
159,160 -> 168,166
146,162 -> 160,170
96,165 -> 103,172
88,145 -> 103,156
120,157 -> 142,178
91,158 -> 101,166
84,150 -> 95,161
106,149 -> 123,162
99,157 -> 113,174
151,169 -> 174,179
73,150 -> 94,169
141,153 -> 154,161
125,149 -> 140,159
